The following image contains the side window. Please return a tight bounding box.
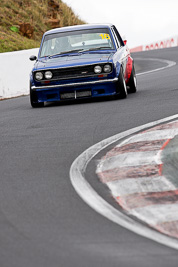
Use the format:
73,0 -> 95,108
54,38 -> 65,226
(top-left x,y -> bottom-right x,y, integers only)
112,26 -> 124,47
111,28 -> 119,48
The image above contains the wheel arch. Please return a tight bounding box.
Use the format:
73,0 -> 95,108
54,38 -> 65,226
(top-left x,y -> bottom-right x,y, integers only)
125,55 -> 134,84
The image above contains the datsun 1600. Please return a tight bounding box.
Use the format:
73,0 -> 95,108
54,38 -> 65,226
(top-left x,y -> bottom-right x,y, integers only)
29,23 -> 137,107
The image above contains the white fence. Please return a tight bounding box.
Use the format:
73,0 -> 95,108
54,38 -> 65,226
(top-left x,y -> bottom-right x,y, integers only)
0,48 -> 39,99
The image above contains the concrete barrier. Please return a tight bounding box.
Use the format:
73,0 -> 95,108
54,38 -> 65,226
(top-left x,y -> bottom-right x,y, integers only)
0,48 -> 39,99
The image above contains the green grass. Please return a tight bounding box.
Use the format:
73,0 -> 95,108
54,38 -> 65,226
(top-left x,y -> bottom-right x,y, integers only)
0,0 -> 85,53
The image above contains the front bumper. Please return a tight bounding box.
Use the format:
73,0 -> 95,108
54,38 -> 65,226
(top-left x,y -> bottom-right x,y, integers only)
31,77 -> 118,90
31,77 -> 119,102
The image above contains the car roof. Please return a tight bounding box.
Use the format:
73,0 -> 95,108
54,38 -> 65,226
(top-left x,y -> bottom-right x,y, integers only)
44,23 -> 114,35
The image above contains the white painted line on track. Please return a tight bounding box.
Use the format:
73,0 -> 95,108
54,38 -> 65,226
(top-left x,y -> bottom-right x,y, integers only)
96,150 -> 161,172
107,176 -> 176,197
136,58 -> 176,76
70,114 -> 178,250
132,203 -> 178,225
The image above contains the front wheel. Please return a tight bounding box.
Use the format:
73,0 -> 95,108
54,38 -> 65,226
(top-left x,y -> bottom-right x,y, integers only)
127,65 -> 137,93
115,67 -> 127,99
30,89 -> 44,108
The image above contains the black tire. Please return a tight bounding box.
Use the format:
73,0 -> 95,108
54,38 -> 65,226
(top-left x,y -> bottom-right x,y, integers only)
115,67 -> 127,99
30,88 -> 44,108
127,65 -> 137,93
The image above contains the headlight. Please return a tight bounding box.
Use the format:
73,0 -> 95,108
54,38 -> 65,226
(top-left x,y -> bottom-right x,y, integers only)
35,72 -> 43,80
94,65 -> 102,74
103,64 -> 112,73
45,71 -> 53,79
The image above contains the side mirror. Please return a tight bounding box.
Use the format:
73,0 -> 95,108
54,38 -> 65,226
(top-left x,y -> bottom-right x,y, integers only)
123,40 -> 127,45
29,55 -> 37,61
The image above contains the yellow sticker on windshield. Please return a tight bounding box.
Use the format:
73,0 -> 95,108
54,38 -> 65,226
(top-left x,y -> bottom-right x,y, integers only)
99,34 -> 110,40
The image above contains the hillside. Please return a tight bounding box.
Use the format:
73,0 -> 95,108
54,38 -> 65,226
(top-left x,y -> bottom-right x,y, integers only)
0,0 -> 85,53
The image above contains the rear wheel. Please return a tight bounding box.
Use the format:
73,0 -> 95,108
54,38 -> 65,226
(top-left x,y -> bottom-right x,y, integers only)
127,65 -> 137,93
115,67 -> 127,99
30,88 -> 44,108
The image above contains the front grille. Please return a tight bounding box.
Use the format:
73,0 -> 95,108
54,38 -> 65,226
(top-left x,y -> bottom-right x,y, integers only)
52,65 -> 94,80
60,92 -> 75,99
76,90 -> 91,98
60,89 -> 91,100
33,63 -> 112,82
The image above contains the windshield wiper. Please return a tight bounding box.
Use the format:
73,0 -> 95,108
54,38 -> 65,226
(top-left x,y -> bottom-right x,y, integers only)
47,47 -> 113,58
48,49 -> 82,58
79,47 -> 113,53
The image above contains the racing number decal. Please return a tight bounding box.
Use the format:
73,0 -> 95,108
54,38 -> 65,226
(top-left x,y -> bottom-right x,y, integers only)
99,34 -> 110,39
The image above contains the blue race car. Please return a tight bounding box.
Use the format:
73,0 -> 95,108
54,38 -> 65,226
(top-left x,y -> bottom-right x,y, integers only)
29,24 -> 137,107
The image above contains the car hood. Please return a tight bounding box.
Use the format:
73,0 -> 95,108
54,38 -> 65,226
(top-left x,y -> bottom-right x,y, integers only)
34,52 -> 114,70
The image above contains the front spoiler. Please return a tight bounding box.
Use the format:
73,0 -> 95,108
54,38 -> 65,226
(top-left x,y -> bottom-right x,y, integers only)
31,78 -> 118,91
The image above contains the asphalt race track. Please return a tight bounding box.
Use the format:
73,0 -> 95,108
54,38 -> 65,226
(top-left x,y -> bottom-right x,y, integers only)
1,47 -> 178,267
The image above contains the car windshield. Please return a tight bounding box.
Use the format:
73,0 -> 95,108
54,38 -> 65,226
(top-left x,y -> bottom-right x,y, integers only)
40,28 -> 115,58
